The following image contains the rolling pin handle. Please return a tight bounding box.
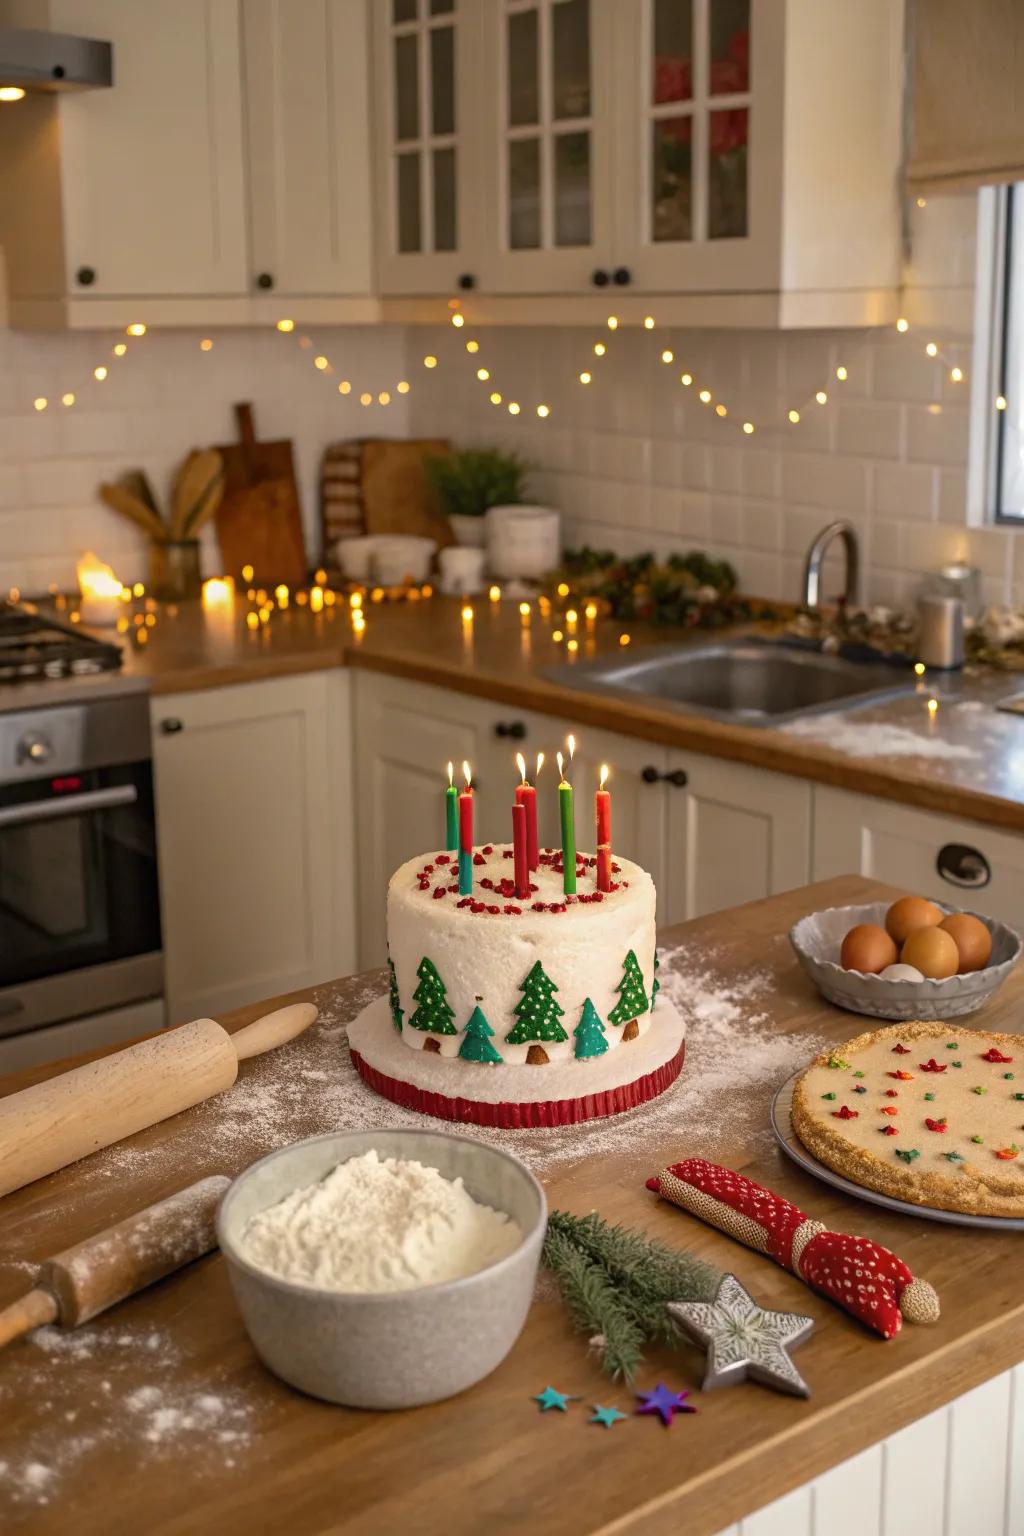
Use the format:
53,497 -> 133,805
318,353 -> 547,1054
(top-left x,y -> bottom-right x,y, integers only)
230,1002 -> 318,1062
0,1287 -> 58,1351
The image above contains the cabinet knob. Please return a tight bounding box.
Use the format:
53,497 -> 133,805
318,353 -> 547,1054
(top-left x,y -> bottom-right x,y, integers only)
76,266 -> 96,286
160,718 -> 185,735
457,273 -> 476,291
591,268 -> 610,287
641,765 -> 688,787
494,720 -> 527,740
612,266 -> 632,286
936,842 -> 991,889
255,272 -> 274,290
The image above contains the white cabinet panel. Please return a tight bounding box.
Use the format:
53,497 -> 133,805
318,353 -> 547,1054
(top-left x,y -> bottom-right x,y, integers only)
738,1483 -> 810,1535
879,1406 -> 948,1535
242,0 -> 373,296
152,672 -> 355,1022
812,785 -> 1024,927
52,0 -> 248,297
945,1375 -> 1013,1536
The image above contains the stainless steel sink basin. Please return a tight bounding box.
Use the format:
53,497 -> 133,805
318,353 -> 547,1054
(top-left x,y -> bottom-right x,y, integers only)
546,639 -> 916,727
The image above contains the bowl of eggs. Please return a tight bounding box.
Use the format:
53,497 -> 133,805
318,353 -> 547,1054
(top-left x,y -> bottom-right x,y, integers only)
789,896 -> 1021,1020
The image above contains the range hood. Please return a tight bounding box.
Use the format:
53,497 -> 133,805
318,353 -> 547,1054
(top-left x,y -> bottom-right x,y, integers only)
0,26 -> 111,92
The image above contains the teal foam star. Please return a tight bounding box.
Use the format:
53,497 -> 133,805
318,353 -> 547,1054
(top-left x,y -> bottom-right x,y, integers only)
590,1404 -> 628,1429
533,1386 -> 574,1412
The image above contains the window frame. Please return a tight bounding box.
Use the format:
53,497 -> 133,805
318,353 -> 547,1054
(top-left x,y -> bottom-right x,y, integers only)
971,184 -> 1020,524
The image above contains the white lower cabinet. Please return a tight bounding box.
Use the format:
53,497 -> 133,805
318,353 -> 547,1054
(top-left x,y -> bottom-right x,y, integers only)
152,671 -> 356,1024
353,671 -> 813,963
812,786 -> 1024,926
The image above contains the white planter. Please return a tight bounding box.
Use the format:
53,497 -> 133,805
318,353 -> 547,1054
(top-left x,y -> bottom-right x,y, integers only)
486,504 -> 560,580
448,513 -> 488,548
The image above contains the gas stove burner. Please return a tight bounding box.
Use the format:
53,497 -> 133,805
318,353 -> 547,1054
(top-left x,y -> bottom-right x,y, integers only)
0,601 -> 122,683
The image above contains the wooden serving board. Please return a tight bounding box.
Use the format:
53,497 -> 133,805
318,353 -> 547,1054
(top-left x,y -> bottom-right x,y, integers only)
215,403 -> 307,586
2,878 -> 1023,1536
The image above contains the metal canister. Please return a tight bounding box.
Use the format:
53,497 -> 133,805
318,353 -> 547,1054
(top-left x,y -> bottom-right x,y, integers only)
917,594 -> 965,669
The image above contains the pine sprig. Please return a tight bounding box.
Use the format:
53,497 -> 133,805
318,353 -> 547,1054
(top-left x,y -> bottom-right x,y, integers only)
541,1227 -> 646,1381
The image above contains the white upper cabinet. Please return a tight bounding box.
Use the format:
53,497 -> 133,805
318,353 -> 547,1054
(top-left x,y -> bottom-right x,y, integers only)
372,0 -> 479,295
242,0 -> 374,298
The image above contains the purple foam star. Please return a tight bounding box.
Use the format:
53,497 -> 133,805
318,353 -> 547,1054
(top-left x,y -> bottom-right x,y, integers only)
634,1382 -> 697,1426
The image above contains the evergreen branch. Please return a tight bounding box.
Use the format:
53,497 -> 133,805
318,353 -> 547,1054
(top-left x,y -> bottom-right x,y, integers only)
541,1227 -> 646,1381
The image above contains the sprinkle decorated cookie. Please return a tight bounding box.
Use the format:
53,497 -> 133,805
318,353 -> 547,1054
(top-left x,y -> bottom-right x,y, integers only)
792,1021 -> 1024,1217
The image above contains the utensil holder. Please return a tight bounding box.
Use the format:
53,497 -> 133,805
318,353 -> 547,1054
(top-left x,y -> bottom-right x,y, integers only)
149,539 -> 202,601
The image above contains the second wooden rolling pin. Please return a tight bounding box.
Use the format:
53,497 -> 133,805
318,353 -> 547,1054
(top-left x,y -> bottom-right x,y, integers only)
0,1001 -> 317,1200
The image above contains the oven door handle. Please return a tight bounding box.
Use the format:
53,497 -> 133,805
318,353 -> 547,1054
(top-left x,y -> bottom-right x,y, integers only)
0,784 -> 139,828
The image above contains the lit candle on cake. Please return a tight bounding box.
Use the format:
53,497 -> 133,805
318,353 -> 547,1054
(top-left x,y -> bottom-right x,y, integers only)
458,760 -> 474,896
515,751 -> 541,871
596,763 -> 612,893
558,737 -> 576,896
445,761 -> 458,851
512,802 -> 529,900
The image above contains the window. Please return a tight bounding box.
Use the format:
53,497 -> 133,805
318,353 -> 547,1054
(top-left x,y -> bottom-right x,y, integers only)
982,185 -> 1024,521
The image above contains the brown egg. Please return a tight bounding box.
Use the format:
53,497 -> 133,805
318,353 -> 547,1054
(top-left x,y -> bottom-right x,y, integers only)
901,926 -> 960,980
841,924 -> 898,974
885,895 -> 944,946
939,913 -> 992,973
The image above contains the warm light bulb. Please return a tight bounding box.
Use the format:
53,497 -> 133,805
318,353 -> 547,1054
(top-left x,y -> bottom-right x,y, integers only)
61,392 -> 75,407
451,313 -> 465,328
680,373 -> 693,387
397,380 -> 410,393
349,591 -> 363,609
742,421 -> 754,434
565,608 -> 578,625
33,397 -> 47,411
314,355 -> 329,370
715,403 -> 727,417
200,338 -> 214,352
917,196 -> 927,208
925,342 -> 938,358
536,404 -> 550,418
788,409 -> 800,424
552,629 -> 563,643
246,611 -> 260,631
338,380 -> 351,394
489,391 -> 502,405
476,367 -> 489,380
594,342 -> 606,357
661,349 -> 674,364
927,697 -> 938,715
643,316 -> 655,330
310,587 -> 324,613
519,601 -> 531,617
241,564 -> 254,582
489,584 -> 501,602
584,600 -> 598,619
567,637 -> 579,653
508,401 -> 521,415
94,367 -> 108,381
126,323 -> 147,337
699,389 -> 712,404
914,661 -> 926,676
465,339 -> 479,353
618,632 -> 631,647
133,582 -> 145,598
0,86 -> 26,102
950,366 -> 964,382
461,604 -> 473,622
815,390 -> 828,405
836,365 -> 847,381
352,611 -> 366,633
423,355 -> 438,368
579,371 -> 592,384
113,343 -> 128,357
896,317 -> 909,333
997,394 -> 1008,411
378,390 -> 391,405
360,392 -> 372,406
607,316 -> 618,330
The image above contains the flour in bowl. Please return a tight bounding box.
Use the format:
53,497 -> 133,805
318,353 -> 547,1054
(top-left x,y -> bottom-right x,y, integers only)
239,1149 -> 522,1292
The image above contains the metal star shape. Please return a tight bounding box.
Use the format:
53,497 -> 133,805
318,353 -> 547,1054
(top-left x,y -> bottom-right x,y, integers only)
634,1382 -> 697,1425
589,1404 -> 628,1429
533,1385 -> 576,1412
667,1273 -> 814,1398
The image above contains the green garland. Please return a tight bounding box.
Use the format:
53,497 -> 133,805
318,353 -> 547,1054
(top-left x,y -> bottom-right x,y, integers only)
542,1210 -> 722,1381
546,547 -> 776,630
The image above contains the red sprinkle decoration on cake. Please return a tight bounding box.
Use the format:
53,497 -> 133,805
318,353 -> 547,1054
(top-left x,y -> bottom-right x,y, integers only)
891,1044 -> 911,1054
884,1089 -> 899,1097
982,1048 -> 1013,1063
879,1106 -> 898,1115
880,1126 -> 898,1136
919,1059 -> 946,1073
924,1117 -> 948,1133
888,1071 -> 915,1080
833,1105 -> 858,1120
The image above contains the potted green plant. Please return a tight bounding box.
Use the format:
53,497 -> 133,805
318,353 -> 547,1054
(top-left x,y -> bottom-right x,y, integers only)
425,447 -> 527,547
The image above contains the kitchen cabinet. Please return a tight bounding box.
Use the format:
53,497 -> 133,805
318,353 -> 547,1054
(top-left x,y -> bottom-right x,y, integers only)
242,0 -> 374,298
152,671 -> 356,1023
812,785 -> 1024,928
353,669 -> 813,963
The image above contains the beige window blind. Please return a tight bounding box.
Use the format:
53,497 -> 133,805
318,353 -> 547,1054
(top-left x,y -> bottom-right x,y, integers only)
907,0 -> 1024,192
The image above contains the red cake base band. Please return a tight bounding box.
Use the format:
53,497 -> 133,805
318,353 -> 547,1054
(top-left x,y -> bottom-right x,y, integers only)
347,995 -> 686,1128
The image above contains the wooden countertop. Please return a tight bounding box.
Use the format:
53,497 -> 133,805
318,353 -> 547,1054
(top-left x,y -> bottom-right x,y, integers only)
11,593 -> 1024,831
2,876 -> 1024,1535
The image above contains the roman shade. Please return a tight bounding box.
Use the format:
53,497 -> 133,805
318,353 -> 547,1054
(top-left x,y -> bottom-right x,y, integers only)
907,0 -> 1024,192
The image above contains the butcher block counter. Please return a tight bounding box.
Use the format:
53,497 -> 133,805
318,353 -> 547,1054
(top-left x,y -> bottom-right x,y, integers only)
2,876 -> 1023,1536
12,592 -> 1023,834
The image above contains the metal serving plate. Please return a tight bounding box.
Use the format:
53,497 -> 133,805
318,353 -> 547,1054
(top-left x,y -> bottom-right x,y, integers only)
545,638 -> 916,727
772,1070 -> 1024,1231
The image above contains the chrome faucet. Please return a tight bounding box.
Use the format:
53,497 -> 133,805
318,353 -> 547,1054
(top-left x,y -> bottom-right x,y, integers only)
801,520 -> 860,610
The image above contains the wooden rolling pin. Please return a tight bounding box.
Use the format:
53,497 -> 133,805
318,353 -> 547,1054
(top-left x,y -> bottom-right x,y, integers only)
0,1002 -> 317,1200
0,1175 -> 231,1349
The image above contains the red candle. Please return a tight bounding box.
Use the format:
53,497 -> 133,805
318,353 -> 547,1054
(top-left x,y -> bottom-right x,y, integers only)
596,764 -> 611,848
458,759 -> 474,895
597,843 -> 612,893
515,751 -> 541,871
512,802 -> 529,899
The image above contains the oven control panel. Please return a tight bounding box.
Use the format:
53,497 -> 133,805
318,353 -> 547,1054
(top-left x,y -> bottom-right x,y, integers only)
0,693 -> 151,785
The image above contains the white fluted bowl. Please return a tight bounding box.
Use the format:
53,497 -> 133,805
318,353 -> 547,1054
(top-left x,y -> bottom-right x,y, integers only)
789,902 -> 1021,1020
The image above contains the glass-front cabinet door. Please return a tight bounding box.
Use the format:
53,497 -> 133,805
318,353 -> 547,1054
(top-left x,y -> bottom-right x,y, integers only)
611,0 -> 782,293
479,0 -> 613,293
373,0 -> 480,294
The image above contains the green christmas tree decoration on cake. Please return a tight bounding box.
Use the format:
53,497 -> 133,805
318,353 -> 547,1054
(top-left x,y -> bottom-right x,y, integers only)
408,956 -> 457,1037
574,998 -> 609,1060
458,1005 -> 503,1064
608,949 -> 649,1028
651,953 -> 660,1011
505,960 -> 568,1047
387,956 -> 403,1033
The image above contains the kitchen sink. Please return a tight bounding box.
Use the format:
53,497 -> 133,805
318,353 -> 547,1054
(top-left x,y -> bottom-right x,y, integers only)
545,639 -> 917,727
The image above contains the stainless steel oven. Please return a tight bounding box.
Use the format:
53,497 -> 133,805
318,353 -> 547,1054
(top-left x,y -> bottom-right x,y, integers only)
0,693 -> 163,1039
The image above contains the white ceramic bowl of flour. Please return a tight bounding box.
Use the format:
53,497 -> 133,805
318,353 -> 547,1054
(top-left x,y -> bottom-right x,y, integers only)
217,1129 -> 546,1409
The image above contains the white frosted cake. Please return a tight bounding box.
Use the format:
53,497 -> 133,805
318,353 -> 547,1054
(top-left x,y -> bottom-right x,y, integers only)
385,843 -> 658,1066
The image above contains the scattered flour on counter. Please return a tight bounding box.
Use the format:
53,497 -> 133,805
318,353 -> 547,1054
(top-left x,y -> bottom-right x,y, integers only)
240,1148 -> 522,1292
782,715 -> 978,759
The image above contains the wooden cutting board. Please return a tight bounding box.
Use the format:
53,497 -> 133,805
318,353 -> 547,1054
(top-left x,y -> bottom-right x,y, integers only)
214,403 -> 307,585
319,438 -> 454,569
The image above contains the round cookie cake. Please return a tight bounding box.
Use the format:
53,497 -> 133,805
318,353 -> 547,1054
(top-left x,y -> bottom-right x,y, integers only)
347,843 -> 686,1127
792,1020 -> 1024,1218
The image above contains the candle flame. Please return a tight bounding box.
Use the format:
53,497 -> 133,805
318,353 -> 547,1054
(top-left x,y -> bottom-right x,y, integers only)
557,751 -> 568,785
567,734 -> 576,761
462,760 -> 472,789
447,761 -> 454,788
535,751 -> 544,778
599,764 -> 609,790
76,551 -> 123,601
516,751 -> 527,784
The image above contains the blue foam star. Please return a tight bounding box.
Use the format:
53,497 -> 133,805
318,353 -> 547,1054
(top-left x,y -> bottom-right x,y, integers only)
590,1404 -> 628,1429
533,1385 -> 574,1412
634,1382 -> 697,1426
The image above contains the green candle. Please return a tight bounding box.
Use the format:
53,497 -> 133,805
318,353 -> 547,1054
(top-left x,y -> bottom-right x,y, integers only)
445,761 -> 458,851
558,750 -> 576,895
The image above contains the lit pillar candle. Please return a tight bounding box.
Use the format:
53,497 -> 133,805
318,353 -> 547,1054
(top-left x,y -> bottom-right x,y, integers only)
514,751 -> 542,871
512,802 -> 529,900
596,763 -> 612,893
445,761 -> 458,852
458,760 -> 474,896
557,738 -> 576,896
597,844 -> 612,893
